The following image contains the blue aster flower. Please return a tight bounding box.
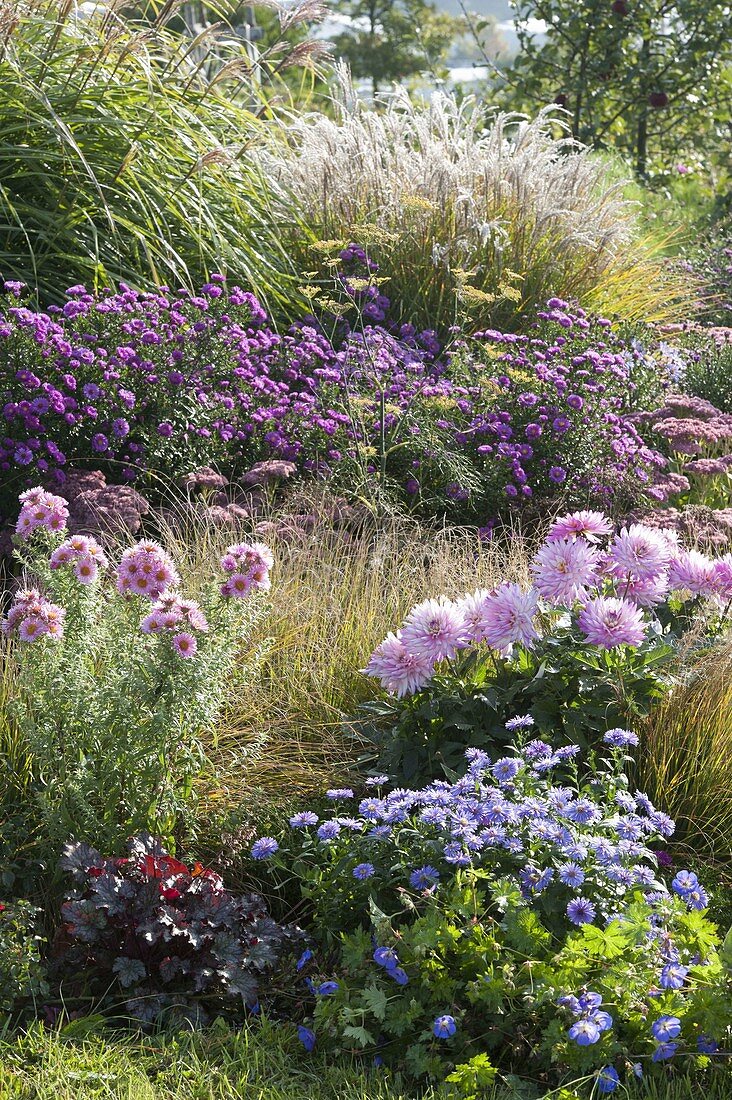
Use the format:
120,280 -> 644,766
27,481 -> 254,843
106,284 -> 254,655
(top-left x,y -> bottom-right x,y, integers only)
353,862 -> 375,880
566,897 -> 596,925
289,811 -> 318,828
558,862 -> 585,888
250,836 -> 279,859
409,865 -> 440,890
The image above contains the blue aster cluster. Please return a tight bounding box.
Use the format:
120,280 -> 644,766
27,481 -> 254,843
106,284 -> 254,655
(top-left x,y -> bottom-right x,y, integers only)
257,726 -> 697,932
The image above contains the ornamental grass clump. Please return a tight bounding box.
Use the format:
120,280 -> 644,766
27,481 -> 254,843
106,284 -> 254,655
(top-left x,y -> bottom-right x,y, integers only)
1,487 -> 273,866
251,729 -> 732,1090
0,0 -> 323,305
259,70 -> 695,333
360,510 -> 732,782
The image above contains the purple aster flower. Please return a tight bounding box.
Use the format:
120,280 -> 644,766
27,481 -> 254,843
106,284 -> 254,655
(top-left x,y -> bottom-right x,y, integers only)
603,728 -> 639,747
290,811 -> 319,828
567,897 -> 596,925
353,862 -> 375,880
317,821 -> 342,841
250,836 -> 279,860
492,757 -> 522,784
505,714 -> 534,731
432,1015 -> 457,1039
558,862 -> 585,888
326,788 -> 354,800
549,466 -> 567,483
365,775 -> 390,787
409,866 -> 440,890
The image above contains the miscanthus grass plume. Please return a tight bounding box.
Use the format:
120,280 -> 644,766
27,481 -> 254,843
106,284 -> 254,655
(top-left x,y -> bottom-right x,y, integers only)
260,69 -> 694,331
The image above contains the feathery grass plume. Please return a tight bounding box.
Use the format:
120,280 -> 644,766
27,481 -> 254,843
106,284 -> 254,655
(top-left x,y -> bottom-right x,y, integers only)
637,636 -> 732,862
258,67 -> 697,332
0,0 -> 317,306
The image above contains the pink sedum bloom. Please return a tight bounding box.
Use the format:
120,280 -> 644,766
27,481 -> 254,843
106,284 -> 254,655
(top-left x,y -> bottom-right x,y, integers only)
546,510 -> 612,543
577,596 -> 646,648
668,549 -> 716,597
363,631 -> 435,697
531,537 -> 600,605
478,583 -> 539,651
172,632 -> 198,659
607,524 -> 672,582
400,597 -> 468,662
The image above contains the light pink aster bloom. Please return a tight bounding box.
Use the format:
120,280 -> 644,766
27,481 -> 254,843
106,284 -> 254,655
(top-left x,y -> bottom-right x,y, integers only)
363,631 -> 435,697
577,596 -> 646,648
15,488 -> 69,539
478,583 -> 539,650
531,537 -> 600,605
546,510 -> 612,543
711,555 -> 732,600
456,589 -> 494,643
607,524 -> 672,582
74,554 -> 99,585
18,617 -> 47,642
668,549 -> 716,596
400,597 -> 468,661
172,631 -> 198,659
141,613 -> 163,634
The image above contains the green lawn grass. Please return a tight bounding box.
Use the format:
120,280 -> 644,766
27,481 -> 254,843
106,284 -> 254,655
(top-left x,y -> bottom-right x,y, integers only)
0,1021 -> 730,1100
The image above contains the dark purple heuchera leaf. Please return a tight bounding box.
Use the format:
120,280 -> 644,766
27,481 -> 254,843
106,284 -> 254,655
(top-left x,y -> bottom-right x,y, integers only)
57,833 -> 302,1022
60,898 -> 109,942
112,956 -> 147,988
60,841 -> 104,878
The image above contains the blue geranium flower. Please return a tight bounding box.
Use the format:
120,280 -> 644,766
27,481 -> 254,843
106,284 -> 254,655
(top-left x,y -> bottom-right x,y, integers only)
297,1026 -> 316,1052
597,1066 -> 620,1094
433,1014 -> 457,1039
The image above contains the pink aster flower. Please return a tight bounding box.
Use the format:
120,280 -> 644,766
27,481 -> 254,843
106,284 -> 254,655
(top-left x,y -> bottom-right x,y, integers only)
18,617 -> 47,642
668,549 -> 716,596
363,631 -> 435,697
400,597 -> 468,662
15,488 -> 69,539
73,554 -> 99,585
531,537 -> 600,605
607,524 -> 672,582
172,632 -> 198,659
116,541 -> 179,599
219,541 -> 273,597
141,613 -> 163,634
478,583 -> 539,650
546,510 -> 612,543
577,596 -> 646,648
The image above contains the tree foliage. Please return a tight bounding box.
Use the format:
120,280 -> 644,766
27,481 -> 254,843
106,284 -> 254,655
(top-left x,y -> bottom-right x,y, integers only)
503,0 -> 732,177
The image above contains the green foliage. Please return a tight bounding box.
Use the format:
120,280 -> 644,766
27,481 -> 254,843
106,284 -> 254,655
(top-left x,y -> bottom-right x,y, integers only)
330,1 -> 462,95
361,621 -> 679,786
0,899 -> 47,1018
0,1 -> 299,306
503,0 -> 732,179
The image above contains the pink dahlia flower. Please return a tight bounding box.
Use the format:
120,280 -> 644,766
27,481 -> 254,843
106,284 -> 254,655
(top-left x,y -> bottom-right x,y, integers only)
546,510 -> 612,543
607,524 -> 672,582
711,555 -> 732,600
400,597 -> 468,662
531,537 -> 600,605
478,583 -> 539,651
456,589 -> 493,643
577,596 -> 646,648
619,572 -> 670,608
363,632 -> 435,697
668,549 -> 716,596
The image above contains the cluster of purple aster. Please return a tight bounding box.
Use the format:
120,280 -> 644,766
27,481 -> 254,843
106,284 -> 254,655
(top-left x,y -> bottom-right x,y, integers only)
251,724 -> 708,931
364,509 -> 732,697
140,594 -> 209,660
1,278 -> 670,525
14,487 -> 69,538
1,587 -> 66,643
